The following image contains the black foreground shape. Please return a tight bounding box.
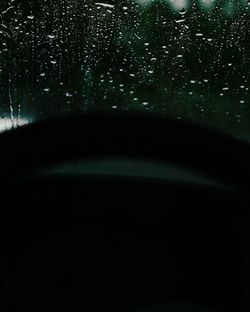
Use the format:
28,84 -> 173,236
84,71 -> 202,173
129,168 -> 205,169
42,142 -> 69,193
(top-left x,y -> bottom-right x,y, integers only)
0,113 -> 250,312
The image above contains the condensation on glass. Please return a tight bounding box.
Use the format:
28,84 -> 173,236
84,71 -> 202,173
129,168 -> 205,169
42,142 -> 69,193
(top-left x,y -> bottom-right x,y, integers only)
0,0 -> 249,135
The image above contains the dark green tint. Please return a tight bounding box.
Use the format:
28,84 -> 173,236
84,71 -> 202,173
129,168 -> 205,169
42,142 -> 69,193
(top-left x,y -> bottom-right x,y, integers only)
0,0 -> 249,135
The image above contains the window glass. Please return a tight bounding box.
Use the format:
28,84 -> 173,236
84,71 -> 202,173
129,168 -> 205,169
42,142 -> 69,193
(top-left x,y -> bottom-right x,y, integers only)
0,0 -> 249,135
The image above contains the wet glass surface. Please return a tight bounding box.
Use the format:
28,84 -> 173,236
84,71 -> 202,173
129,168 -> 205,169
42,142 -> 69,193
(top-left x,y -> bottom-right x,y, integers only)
0,0 -> 249,135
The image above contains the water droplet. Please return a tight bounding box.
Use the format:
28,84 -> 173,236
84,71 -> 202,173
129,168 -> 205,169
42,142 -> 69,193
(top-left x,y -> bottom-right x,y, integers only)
175,19 -> 185,24
27,15 -> 35,20
179,8 -> 187,15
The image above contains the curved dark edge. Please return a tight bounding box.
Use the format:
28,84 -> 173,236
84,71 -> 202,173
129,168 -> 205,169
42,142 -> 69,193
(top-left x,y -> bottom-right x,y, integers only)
0,112 -> 249,191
